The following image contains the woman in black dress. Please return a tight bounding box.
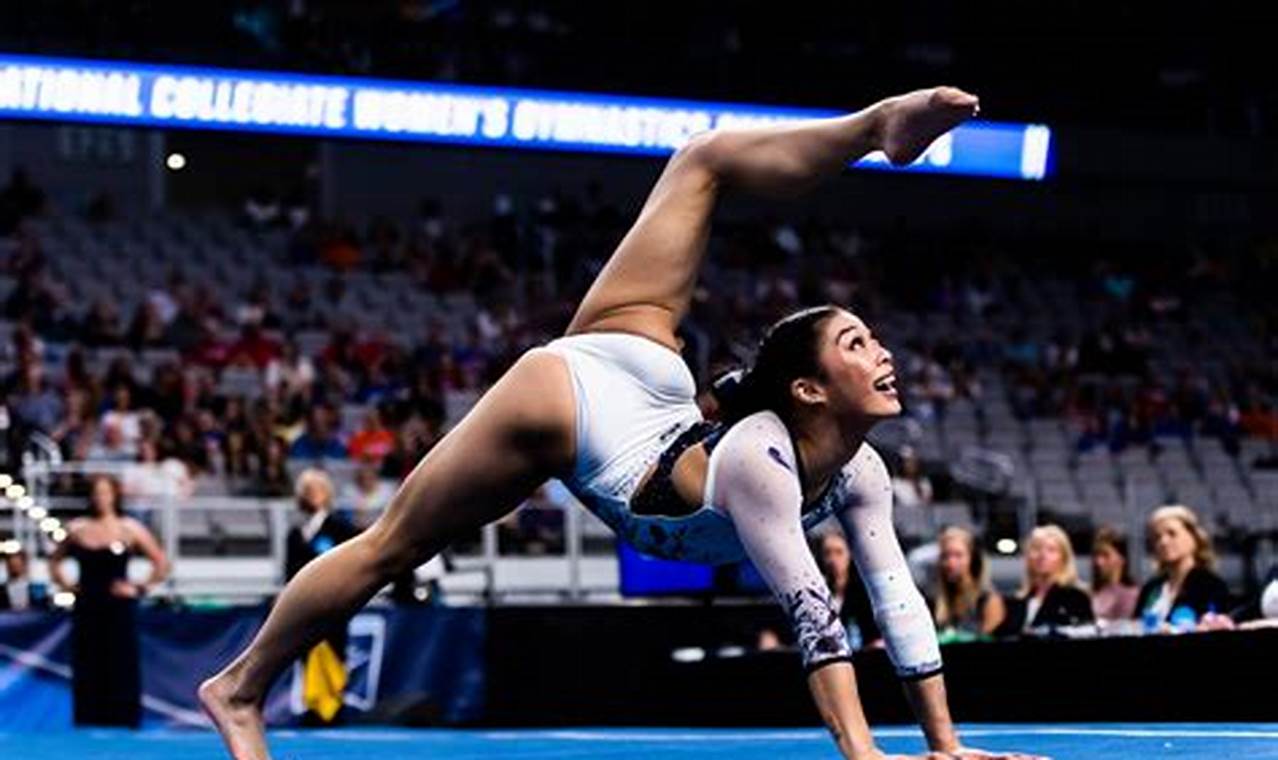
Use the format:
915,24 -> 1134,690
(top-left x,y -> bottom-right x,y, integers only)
50,474 -> 169,727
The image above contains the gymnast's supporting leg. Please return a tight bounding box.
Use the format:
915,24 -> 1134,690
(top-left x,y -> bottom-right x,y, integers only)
199,351 -> 575,760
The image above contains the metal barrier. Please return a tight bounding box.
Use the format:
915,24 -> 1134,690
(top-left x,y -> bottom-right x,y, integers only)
13,462 -> 614,603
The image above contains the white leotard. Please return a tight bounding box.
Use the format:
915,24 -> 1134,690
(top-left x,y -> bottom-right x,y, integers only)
547,333 -> 941,677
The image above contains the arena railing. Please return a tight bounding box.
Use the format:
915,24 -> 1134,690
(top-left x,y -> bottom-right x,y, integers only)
13,461 -> 615,604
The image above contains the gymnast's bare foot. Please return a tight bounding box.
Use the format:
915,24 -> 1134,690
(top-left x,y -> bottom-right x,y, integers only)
199,673 -> 271,760
878,86 -> 980,165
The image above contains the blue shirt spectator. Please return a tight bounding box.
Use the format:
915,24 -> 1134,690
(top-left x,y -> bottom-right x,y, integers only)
290,406 -> 347,460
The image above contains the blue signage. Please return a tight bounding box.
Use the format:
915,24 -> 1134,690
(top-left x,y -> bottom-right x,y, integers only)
0,53 -> 1051,180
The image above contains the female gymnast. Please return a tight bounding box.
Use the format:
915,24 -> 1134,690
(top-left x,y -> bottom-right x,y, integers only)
202,86 -> 1041,760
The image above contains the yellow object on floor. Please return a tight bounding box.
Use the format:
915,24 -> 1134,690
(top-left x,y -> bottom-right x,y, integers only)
302,640 -> 347,722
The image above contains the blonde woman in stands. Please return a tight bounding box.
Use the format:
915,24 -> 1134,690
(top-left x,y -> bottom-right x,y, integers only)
932,526 -> 1004,639
1135,505 -> 1229,625
1089,526 -> 1139,622
997,525 -> 1094,635
202,87 -> 1042,760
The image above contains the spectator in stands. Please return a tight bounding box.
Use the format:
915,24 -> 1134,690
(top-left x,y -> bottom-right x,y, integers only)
9,360 -> 64,434
816,531 -> 882,649
53,389 -> 98,460
220,428 -> 256,488
122,438 -> 192,500
1,545 -> 47,611
82,300 -> 125,347
890,446 -> 933,509
347,407 -> 395,464
997,525 -> 1094,635
86,419 -> 135,462
229,323 -> 281,369
141,362 -> 183,424
313,355 -> 355,405
264,341 -> 315,399
126,301 -> 170,350
289,405 -> 346,460
254,436 -> 294,497
1135,504 -> 1230,625
188,319 -> 235,369
440,354 -> 483,429
236,284 -> 283,330
168,416 -> 211,473
341,464 -> 396,528
61,347 -> 100,400
100,384 -> 144,456
1090,526 -> 1139,622
285,468 -> 356,725
932,526 -> 1005,638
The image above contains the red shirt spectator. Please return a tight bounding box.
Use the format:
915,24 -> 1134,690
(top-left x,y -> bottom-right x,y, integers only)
230,325 -> 282,369
347,408 -> 395,463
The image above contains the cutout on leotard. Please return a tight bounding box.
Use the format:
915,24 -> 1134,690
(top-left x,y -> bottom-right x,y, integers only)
630,422 -> 720,518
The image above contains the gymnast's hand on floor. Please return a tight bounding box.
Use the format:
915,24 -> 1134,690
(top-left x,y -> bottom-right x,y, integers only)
920,749 -> 1050,760
881,749 -> 1050,760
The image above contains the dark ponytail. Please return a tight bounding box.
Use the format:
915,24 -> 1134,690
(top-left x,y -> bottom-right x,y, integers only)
714,305 -> 842,426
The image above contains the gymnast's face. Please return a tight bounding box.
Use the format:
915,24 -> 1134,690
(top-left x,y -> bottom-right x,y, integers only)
805,310 -> 901,421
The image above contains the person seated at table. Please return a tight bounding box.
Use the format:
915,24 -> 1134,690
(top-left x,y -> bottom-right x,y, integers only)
815,531 -> 883,649
1134,504 -> 1230,627
996,524 -> 1094,636
1090,525 -> 1139,622
1199,564 -> 1278,632
932,526 -> 1004,638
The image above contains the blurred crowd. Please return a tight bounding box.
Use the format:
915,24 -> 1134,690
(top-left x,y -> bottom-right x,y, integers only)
0,166 -> 1276,512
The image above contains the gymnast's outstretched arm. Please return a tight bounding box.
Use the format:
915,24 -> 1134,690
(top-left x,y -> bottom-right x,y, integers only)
567,87 -> 978,351
711,413 -> 879,758
835,448 -> 1044,759
835,447 -> 954,754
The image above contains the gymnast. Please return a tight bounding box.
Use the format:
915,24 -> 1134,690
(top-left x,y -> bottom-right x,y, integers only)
201,86 -> 1041,760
